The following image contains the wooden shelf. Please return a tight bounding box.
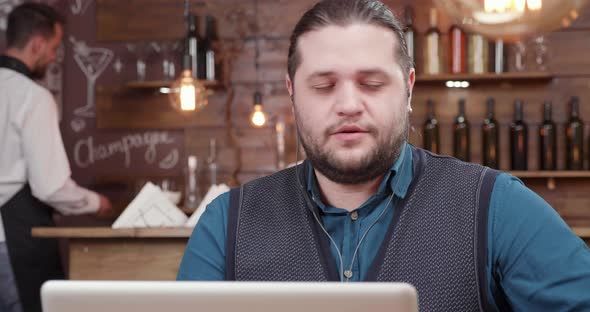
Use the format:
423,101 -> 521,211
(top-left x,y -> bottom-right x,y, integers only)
507,171 -> 590,190
573,227 -> 590,238
509,171 -> 590,178
32,225 -> 590,239
126,80 -> 222,89
415,72 -> 553,85
32,226 -> 192,238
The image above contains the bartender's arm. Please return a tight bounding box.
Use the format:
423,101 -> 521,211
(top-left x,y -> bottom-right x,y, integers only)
20,87 -> 111,216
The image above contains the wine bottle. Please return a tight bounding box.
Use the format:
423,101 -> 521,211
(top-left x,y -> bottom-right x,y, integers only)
468,33 -> 489,74
454,99 -> 470,162
482,98 -> 499,168
490,39 -> 507,74
184,155 -> 202,211
449,23 -> 467,74
185,14 -> 202,79
566,96 -> 584,170
404,6 -> 417,73
510,100 -> 528,170
424,8 -> 442,75
203,15 -> 219,82
423,99 -> 440,154
207,138 -> 218,186
539,101 -> 557,170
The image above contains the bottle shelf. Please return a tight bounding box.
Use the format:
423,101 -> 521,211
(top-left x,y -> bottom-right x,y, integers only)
508,170 -> 590,190
126,80 -> 223,89
509,171 -> 590,178
415,72 -> 553,85
573,227 -> 590,239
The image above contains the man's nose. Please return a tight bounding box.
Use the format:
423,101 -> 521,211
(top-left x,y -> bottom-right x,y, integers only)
334,82 -> 363,117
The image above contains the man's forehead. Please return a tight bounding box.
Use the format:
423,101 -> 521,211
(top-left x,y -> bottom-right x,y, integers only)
296,24 -> 399,78
298,23 -> 396,46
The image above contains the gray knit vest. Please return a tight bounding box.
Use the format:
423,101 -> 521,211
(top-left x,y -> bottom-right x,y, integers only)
226,147 -> 500,312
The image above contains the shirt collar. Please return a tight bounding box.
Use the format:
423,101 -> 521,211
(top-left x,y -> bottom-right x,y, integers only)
306,142 -> 414,209
0,55 -> 33,78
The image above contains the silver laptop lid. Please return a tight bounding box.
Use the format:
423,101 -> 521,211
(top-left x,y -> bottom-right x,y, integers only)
42,280 -> 418,312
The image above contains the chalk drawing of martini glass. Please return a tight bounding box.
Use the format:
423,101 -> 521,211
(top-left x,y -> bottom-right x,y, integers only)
0,0 -> 22,30
71,0 -> 92,15
71,37 -> 114,118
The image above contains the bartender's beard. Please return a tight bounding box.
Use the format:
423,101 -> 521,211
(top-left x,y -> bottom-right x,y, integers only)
296,111 -> 409,185
31,62 -> 48,80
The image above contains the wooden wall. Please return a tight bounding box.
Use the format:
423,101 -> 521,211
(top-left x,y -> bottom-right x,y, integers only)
94,0 -> 590,227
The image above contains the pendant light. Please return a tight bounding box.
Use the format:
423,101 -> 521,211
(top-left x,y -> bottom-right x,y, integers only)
250,91 -> 266,127
169,0 -> 208,113
249,0 -> 267,128
436,0 -> 588,42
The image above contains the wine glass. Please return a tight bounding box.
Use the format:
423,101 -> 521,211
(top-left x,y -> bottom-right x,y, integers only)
510,41 -> 527,72
152,40 -> 181,81
125,41 -> 153,81
530,35 -> 550,72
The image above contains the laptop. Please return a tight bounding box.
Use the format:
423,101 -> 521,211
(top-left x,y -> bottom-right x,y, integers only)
41,280 -> 418,312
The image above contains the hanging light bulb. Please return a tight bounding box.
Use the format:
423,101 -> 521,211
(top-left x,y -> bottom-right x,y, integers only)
514,0 -> 527,13
250,91 -> 267,128
168,0 -> 208,113
527,0 -> 543,10
436,0 -> 588,42
169,68 -> 207,113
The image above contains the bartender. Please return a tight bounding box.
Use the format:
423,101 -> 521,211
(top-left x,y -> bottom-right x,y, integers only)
0,3 -> 112,312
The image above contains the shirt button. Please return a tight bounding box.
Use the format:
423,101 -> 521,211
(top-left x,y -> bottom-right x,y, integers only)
350,211 -> 359,221
344,270 -> 353,279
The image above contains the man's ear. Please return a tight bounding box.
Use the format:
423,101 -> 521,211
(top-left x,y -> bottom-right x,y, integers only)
286,73 -> 295,117
406,67 -> 416,113
27,35 -> 47,60
286,73 -> 294,100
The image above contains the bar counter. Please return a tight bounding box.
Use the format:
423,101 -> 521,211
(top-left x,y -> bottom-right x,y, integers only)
32,227 -> 192,280
33,226 -> 590,281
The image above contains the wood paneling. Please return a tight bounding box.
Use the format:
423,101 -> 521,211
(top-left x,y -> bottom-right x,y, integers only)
38,226 -> 587,280
96,86 -> 229,129
33,227 -> 193,238
547,31 -> 590,75
568,4 -> 590,30
256,0 -> 318,38
96,0 -> 257,41
94,0 -> 590,226
411,76 -> 590,172
69,238 -> 186,280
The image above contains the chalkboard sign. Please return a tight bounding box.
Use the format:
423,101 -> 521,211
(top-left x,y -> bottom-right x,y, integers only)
0,0 -> 185,196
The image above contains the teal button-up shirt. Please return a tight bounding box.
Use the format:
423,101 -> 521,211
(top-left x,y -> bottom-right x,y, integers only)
177,143 -> 590,310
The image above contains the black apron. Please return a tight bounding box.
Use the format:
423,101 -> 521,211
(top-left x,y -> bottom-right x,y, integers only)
1,55 -> 65,312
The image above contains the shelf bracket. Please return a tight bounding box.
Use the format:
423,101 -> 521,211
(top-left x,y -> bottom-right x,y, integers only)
547,177 -> 556,191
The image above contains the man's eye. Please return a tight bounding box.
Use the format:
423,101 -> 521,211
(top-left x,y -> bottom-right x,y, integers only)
360,81 -> 384,89
313,84 -> 335,91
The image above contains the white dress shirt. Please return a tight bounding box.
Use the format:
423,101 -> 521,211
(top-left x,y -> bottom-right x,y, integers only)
0,68 -> 100,242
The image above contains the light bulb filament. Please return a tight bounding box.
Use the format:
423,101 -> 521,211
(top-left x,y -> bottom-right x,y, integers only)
180,83 -> 196,111
169,69 -> 207,113
527,0 -> 542,11
251,104 -> 267,127
484,0 -> 541,12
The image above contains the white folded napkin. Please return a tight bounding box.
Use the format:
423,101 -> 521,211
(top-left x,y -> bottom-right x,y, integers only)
112,182 -> 188,229
185,184 -> 230,227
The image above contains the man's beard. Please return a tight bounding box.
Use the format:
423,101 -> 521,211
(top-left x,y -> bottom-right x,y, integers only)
297,113 -> 409,185
31,63 -> 47,80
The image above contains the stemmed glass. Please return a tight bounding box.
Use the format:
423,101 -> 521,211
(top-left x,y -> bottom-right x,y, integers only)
151,40 -> 181,81
125,41 -> 153,81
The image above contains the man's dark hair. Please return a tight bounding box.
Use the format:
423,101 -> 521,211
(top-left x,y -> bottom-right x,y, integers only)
6,3 -> 65,49
287,0 -> 412,86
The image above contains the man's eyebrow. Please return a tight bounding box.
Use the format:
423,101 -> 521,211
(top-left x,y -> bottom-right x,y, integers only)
357,68 -> 389,76
306,71 -> 336,82
305,69 -> 391,83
